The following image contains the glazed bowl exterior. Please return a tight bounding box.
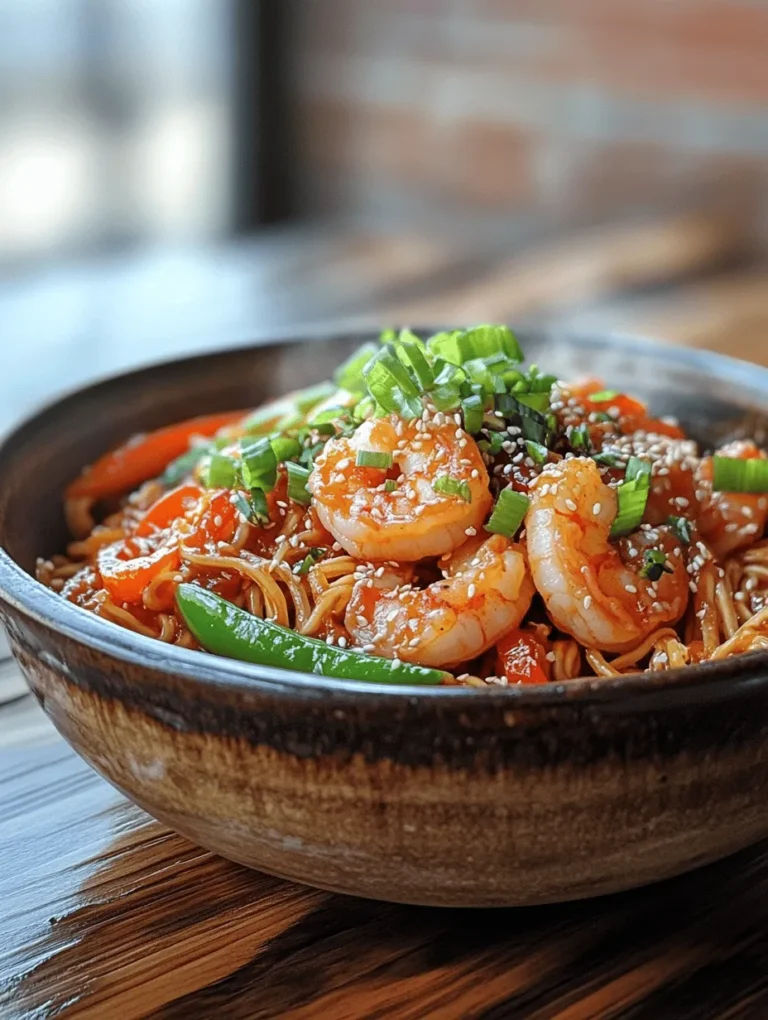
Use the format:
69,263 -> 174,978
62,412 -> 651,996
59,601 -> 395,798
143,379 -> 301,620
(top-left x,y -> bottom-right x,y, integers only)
1,328 -> 768,907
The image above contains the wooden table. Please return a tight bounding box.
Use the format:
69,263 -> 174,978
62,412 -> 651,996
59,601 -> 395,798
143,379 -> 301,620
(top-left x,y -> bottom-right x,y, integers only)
4,212 -> 768,1018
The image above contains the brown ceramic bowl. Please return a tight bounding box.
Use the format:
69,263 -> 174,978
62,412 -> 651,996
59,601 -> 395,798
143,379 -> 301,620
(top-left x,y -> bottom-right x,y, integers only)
2,328 -> 768,908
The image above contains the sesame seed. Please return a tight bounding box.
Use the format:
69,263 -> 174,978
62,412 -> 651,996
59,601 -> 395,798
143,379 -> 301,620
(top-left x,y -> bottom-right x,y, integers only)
468,583 -> 477,598
545,651 -> 556,662
392,657 -> 402,668
593,502 -> 601,515
374,566 -> 385,577
625,584 -> 637,594
336,458 -> 350,470
565,498 -> 577,512
465,526 -> 477,536
583,595 -> 592,609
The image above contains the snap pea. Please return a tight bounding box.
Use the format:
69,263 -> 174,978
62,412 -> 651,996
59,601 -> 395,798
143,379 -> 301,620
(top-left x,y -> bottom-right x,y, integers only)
176,584 -> 449,686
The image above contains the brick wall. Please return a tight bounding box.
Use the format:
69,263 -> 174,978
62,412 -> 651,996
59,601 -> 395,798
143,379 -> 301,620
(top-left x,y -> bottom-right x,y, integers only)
289,1 -> 768,232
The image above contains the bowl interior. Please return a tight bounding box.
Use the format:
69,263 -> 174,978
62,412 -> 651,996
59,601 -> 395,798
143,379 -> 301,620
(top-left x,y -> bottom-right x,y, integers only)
2,327 -> 768,579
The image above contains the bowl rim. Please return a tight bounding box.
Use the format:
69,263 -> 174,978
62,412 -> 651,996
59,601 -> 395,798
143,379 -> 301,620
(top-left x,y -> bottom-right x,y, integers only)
2,325 -> 768,708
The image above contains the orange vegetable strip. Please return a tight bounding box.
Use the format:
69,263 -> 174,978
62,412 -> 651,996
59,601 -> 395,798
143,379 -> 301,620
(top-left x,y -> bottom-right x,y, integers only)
134,484 -> 203,537
66,411 -> 247,501
97,542 -> 180,604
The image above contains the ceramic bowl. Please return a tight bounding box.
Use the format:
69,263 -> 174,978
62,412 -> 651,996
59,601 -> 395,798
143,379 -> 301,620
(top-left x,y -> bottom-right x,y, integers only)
2,328 -> 768,907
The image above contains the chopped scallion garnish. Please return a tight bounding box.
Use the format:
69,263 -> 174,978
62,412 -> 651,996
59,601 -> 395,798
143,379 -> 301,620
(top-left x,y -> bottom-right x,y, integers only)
589,390 -> 619,403
363,347 -> 423,419
485,488 -> 529,538
293,381 -> 337,414
639,548 -> 674,582
610,465 -> 651,537
712,456 -> 768,493
334,342 -> 378,394
433,476 -> 472,502
240,437 -> 277,491
270,435 -> 301,465
286,462 -> 312,505
570,424 -> 593,453
202,452 -> 239,489
525,440 -> 548,465
294,547 -> 326,575
355,450 -> 394,469
461,395 -> 484,434
667,515 -> 693,545
384,479 -> 397,493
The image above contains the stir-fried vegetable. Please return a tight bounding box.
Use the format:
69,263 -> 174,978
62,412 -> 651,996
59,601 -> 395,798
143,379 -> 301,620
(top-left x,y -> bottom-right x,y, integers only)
175,584 -> 450,685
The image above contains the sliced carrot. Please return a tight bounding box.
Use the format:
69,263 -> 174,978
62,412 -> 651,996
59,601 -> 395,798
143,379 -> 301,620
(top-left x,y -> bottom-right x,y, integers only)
97,541 -> 180,604
134,484 -> 203,537
496,628 -> 550,685
184,490 -> 239,548
66,411 -> 247,501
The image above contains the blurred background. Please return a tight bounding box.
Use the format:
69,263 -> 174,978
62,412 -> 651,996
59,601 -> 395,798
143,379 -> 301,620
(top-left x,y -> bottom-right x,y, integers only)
3,0 -> 768,430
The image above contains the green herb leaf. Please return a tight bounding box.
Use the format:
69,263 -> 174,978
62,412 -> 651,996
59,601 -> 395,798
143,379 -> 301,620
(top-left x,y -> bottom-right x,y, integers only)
355,450 -> 394,469
485,488 -> 529,538
712,456 -> 768,493
433,476 -> 472,502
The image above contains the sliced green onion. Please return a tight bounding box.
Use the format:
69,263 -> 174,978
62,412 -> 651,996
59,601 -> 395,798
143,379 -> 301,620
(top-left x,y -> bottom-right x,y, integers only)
286,462 -> 312,505
379,327 -> 397,344
523,366 -> 558,393
479,430 -> 505,456
428,325 -> 523,367
667,515 -> 693,545
570,424 -> 593,454
525,441 -> 548,465
592,411 -> 614,424
496,394 -> 553,445
355,450 -> 394,469
363,348 -> 423,419
384,479 -> 397,493
334,342 -> 378,394
610,469 -> 651,538
395,340 -> 434,391
589,389 -> 619,403
352,394 -> 376,423
249,487 -> 269,521
515,392 -> 550,413
486,488 -> 529,538
273,410 -> 304,434
293,381 -> 337,414
163,445 -> 209,486
299,441 -> 326,469
202,453 -> 239,489
593,450 -> 624,468
230,488 -> 269,524
270,436 -> 301,465
294,547 -> 326,575
433,476 -> 472,502
625,457 -> 652,483
240,437 -> 277,491
639,548 -> 674,582
712,456 -> 768,493
461,395 -> 484,434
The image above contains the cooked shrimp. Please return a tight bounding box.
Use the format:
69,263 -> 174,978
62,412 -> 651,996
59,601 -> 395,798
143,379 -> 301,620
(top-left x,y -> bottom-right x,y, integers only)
696,441 -> 768,559
308,414 -> 492,561
526,457 -> 688,653
345,534 -> 534,667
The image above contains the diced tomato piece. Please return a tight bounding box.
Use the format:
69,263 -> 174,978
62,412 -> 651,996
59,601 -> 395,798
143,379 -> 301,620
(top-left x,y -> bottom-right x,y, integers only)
496,628 -> 550,685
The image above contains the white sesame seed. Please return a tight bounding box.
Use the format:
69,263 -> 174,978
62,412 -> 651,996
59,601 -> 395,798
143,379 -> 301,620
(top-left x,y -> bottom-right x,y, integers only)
545,651 -> 556,662
625,584 -> 637,594
583,595 -> 592,609
468,583 -> 477,598
465,526 -> 477,536
565,498 -> 577,512
592,502 -> 601,515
